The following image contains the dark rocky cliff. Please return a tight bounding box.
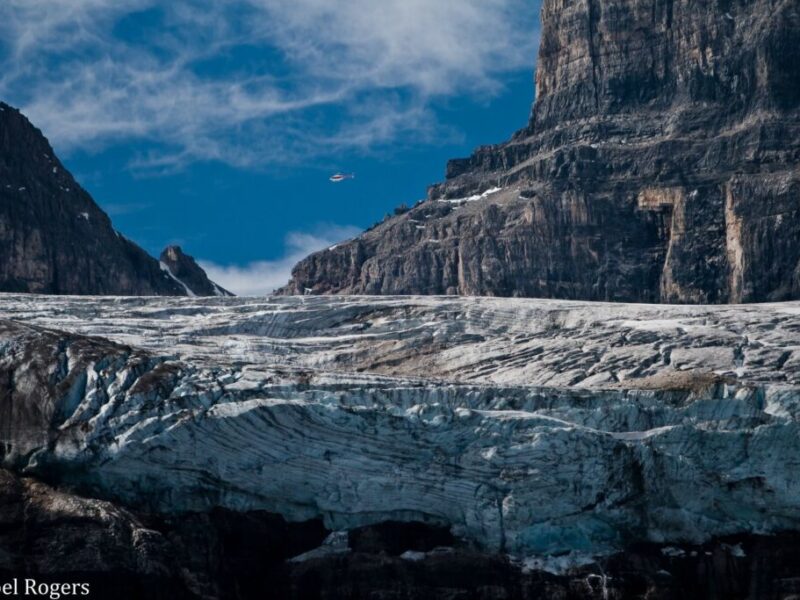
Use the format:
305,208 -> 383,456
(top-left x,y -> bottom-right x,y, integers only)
0,102 -> 223,296
282,0 -> 800,303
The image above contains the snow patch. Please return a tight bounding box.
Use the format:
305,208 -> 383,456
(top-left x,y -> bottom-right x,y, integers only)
439,186 -> 503,205
159,261 -> 196,297
610,425 -> 677,441
522,553 -> 598,575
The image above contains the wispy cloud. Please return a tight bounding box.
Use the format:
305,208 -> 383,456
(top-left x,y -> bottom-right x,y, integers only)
0,0 -> 539,171
199,223 -> 362,295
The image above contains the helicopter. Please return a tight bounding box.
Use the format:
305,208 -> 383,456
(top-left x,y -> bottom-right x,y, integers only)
329,173 -> 355,183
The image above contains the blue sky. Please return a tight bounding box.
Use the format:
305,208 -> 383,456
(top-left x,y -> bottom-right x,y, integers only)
0,0 -> 540,294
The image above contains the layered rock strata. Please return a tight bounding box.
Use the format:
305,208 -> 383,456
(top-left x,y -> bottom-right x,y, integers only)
283,0 -> 800,303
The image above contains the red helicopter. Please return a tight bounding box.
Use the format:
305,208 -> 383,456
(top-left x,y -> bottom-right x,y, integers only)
329,173 -> 355,183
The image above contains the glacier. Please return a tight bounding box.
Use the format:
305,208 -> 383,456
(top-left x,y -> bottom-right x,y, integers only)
1,294 -> 800,558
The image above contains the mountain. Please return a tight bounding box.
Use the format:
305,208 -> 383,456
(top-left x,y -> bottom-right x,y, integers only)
0,102 -> 227,297
160,245 -> 234,297
282,0 -> 800,303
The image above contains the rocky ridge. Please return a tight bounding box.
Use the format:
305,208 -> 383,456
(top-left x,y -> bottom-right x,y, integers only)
282,0 -> 800,304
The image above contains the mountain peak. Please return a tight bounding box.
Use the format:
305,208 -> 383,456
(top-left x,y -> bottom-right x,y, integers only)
0,101 -> 187,296
160,245 -> 233,297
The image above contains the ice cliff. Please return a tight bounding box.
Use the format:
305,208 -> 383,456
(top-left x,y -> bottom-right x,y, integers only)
2,295 -> 800,559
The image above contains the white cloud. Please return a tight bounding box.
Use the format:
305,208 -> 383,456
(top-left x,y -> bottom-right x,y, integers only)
199,224 -> 362,295
0,0 -> 539,170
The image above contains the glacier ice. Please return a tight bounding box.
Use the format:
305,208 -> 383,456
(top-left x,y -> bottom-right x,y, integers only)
0,294 -> 799,558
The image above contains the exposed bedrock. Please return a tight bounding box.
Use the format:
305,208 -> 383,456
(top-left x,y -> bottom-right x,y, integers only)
282,0 -> 800,303
0,467 -> 329,599
7,465 -> 800,599
2,296 -> 800,562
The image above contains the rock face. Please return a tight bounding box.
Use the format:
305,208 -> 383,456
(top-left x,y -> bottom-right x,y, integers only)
279,533 -> 800,600
0,102 -> 222,296
282,0 -> 800,303
9,463 -> 800,600
159,246 -> 234,297
0,468 -> 190,599
0,467 -> 330,599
